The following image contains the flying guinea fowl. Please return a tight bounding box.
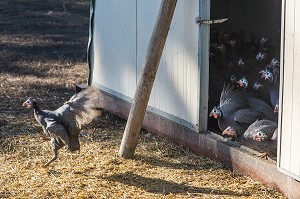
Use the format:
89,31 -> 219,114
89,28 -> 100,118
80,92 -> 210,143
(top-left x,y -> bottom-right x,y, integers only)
22,86 -> 103,167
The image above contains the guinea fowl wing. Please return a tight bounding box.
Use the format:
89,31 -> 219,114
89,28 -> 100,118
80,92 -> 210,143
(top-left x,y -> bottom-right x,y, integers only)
247,96 -> 277,121
233,109 -> 263,125
218,109 -> 261,136
54,86 -> 103,138
219,84 -> 249,117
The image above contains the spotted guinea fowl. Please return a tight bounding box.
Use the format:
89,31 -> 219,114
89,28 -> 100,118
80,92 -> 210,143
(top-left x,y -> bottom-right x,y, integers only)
223,119 -> 277,141
209,84 -> 264,136
22,86 -> 103,167
243,119 -> 278,141
260,59 -> 280,109
236,76 -> 277,122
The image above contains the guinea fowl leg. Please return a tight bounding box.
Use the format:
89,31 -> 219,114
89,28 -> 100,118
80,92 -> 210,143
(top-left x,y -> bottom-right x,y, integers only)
258,152 -> 269,160
43,138 -> 63,167
38,127 -> 50,141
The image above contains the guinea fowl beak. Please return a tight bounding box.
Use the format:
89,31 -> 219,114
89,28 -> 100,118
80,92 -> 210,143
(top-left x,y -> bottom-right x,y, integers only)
259,70 -> 267,79
237,80 -> 244,87
22,101 -> 30,108
274,105 -> 279,113
253,134 -> 263,142
209,112 -> 218,119
222,127 -> 237,139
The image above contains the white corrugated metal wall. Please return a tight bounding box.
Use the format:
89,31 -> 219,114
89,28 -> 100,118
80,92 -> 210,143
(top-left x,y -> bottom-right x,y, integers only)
278,0 -> 300,181
90,0 -> 137,100
91,0 -> 201,131
137,0 -> 199,129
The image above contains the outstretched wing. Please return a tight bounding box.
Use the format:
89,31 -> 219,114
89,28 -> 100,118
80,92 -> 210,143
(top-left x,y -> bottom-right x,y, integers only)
66,86 -> 103,125
54,86 -> 103,137
219,84 -> 249,116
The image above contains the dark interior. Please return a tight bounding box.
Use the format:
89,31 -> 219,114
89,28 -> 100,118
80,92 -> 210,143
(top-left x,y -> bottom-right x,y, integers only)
207,0 -> 282,160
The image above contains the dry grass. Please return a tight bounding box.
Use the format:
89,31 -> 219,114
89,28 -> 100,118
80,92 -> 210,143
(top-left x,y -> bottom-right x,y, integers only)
0,123 -> 285,198
0,0 -> 286,198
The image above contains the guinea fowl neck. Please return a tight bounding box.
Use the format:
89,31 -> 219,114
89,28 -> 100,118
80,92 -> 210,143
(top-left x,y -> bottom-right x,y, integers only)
32,103 -> 43,115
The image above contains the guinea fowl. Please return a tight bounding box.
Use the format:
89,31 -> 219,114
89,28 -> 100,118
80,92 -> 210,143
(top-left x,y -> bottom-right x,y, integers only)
261,60 -> 280,109
223,119 -> 278,160
210,106 -> 263,134
243,119 -> 278,141
209,84 -> 263,136
236,76 -> 277,122
22,86 -> 103,167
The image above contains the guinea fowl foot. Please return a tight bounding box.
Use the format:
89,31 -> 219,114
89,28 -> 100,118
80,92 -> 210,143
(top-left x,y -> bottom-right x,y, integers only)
43,155 -> 57,167
258,152 -> 269,160
38,134 -> 50,141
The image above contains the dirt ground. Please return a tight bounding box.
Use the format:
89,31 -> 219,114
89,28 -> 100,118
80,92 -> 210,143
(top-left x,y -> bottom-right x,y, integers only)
0,0 -> 286,198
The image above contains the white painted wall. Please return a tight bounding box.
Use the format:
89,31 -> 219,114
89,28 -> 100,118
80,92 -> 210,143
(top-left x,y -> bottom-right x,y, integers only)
137,0 -> 199,129
279,0 -> 300,181
91,0 -> 137,99
90,0 -> 201,131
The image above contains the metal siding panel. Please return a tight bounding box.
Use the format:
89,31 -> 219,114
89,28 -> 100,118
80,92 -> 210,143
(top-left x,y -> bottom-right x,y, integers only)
280,0 -> 294,173
289,0 -> 300,176
91,0 -> 136,100
137,0 -> 199,130
279,0 -> 300,179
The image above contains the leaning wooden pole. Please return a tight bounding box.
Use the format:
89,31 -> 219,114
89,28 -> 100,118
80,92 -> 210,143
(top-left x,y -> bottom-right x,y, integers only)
118,0 -> 177,158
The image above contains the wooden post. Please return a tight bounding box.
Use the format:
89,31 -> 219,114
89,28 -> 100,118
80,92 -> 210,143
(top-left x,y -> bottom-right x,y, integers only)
118,0 -> 177,158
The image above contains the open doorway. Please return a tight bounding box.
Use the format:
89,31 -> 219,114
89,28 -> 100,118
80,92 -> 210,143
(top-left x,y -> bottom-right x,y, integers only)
207,0 -> 282,160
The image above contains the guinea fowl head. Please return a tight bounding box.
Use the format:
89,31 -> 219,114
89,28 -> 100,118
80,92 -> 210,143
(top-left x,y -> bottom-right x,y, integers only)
22,98 -> 37,109
260,37 -> 268,45
209,106 -> 221,119
216,43 -> 226,54
256,52 -> 267,62
259,37 -> 271,52
267,58 -> 280,81
237,58 -> 245,67
222,126 -> 237,139
228,39 -> 236,49
259,69 -> 274,82
253,130 -> 268,141
237,76 -> 249,88
270,58 -> 280,67
230,75 -> 237,85
253,81 -> 263,91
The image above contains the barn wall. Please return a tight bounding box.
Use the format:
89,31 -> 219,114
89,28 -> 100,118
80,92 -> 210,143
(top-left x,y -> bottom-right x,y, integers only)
136,0 -> 199,130
279,0 -> 300,181
91,0 -> 201,131
91,0 -> 137,100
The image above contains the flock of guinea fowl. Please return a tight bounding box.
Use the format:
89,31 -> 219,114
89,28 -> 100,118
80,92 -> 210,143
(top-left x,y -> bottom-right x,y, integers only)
208,29 -> 280,144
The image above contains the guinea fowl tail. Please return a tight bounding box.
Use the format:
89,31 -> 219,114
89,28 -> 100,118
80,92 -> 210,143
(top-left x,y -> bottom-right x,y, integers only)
68,136 -> 80,152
